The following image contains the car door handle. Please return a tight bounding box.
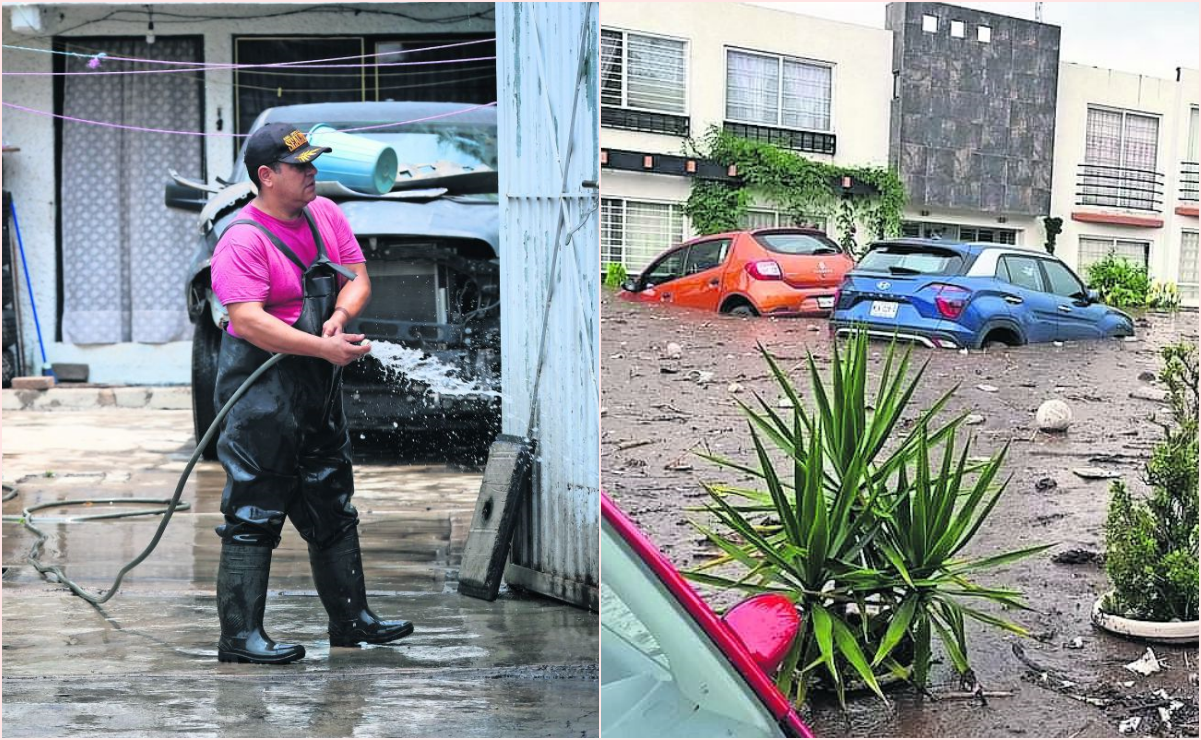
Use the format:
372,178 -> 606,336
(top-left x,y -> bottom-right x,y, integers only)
661,293 -> 672,301
1003,295 -> 1023,305
1058,305 -> 1073,313
708,278 -> 720,287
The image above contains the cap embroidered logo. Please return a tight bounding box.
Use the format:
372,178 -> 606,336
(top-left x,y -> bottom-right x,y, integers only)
283,131 -> 308,152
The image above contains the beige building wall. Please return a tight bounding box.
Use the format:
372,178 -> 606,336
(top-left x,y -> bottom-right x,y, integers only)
1050,62 -> 1199,305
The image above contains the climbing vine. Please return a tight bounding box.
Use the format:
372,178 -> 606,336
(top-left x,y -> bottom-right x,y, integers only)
683,126 -> 906,256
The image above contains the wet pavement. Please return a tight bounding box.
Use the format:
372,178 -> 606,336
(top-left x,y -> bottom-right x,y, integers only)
601,289 -> 1198,738
2,410 -> 598,738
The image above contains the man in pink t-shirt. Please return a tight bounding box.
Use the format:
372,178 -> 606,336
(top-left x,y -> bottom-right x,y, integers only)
208,122 -> 412,666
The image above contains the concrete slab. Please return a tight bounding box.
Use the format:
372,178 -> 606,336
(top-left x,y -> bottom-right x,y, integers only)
2,408 -> 598,738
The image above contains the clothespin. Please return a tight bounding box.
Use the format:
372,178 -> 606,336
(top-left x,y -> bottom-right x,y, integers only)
87,52 -> 107,70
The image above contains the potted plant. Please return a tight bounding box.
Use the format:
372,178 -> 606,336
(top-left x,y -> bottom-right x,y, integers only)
687,331 -> 1050,706
1094,342 -> 1199,643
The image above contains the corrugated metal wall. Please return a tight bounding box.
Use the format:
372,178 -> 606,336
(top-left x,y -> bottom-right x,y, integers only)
496,1 -> 599,610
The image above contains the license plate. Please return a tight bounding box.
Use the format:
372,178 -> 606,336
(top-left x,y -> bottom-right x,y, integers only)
869,301 -> 899,319
817,296 -> 834,309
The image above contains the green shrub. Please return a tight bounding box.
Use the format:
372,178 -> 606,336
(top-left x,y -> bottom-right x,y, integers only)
1085,254 -> 1151,308
1104,342 -> 1199,622
1147,281 -> 1181,311
689,331 -> 1047,707
603,262 -> 628,290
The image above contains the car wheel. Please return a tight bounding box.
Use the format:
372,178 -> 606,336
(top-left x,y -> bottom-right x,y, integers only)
191,314 -> 223,461
728,304 -> 757,318
983,340 -> 1010,349
2,347 -> 14,388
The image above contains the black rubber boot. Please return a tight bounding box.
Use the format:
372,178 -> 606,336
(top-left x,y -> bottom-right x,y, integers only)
309,529 -> 413,647
216,543 -> 306,664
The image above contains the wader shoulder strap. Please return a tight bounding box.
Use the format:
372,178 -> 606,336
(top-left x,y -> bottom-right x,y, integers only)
301,208 -> 357,281
219,219 -> 308,273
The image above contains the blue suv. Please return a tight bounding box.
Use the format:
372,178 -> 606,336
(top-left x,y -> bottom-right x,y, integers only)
830,239 -> 1135,349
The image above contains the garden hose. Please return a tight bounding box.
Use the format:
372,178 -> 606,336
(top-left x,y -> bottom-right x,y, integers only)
3,352 -> 286,606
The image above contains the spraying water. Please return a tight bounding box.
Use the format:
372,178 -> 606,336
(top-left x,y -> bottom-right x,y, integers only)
369,340 -> 501,398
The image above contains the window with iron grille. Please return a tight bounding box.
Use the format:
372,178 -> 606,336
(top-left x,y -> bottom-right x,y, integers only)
601,198 -> 686,274
726,48 -> 832,132
1081,107 -> 1161,211
601,29 -> 687,115
959,226 -> 1017,245
1077,236 -> 1150,275
1179,230 -> 1198,303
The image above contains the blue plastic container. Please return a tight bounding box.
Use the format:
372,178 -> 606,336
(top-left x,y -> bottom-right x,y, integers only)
307,124 -> 399,195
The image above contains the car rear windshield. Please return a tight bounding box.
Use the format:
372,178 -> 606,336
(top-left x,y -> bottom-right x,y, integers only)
752,232 -> 842,256
857,245 -> 964,275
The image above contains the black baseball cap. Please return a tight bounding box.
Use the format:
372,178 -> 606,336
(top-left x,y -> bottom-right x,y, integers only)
243,122 -> 332,177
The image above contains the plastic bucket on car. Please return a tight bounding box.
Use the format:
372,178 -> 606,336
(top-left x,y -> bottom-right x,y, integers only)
306,124 -> 398,195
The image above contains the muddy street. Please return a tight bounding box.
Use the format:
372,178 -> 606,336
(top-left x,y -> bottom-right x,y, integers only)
600,289 -> 1198,738
2,409 -> 598,738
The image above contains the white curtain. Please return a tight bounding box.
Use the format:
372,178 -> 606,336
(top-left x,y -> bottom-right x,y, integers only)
726,50 -> 778,125
782,60 -> 831,131
61,38 -> 201,344
627,34 -> 685,113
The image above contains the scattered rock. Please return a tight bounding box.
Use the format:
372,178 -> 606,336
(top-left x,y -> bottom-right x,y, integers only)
664,461 -> 693,472
1119,717 -> 1141,734
1124,647 -> 1162,676
1034,477 -> 1058,492
807,324 -> 820,332
777,397 -> 794,409
727,383 -> 743,394
977,384 -> 999,392
666,342 -> 683,359
1067,637 -> 1084,649
964,414 -> 985,425
1051,548 -> 1100,565
1123,336 -> 1139,343
659,365 -> 679,374
1137,371 -> 1156,382
1036,399 -> 1072,432
1073,467 -> 1119,480
1130,386 -> 1168,402
689,370 -> 715,384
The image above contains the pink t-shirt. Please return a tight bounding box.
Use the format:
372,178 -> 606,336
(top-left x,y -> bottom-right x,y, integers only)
211,197 -> 365,336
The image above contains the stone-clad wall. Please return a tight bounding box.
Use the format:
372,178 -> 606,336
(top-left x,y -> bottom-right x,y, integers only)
887,2 -> 1060,216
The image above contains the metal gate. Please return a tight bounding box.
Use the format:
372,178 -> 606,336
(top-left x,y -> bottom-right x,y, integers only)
496,2 -> 599,610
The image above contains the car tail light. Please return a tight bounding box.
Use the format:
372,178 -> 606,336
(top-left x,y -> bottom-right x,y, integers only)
933,283 -> 971,319
745,260 -> 783,281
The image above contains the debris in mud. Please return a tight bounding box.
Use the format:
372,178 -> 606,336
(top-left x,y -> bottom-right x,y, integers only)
1130,386 -> 1169,402
978,384 -> 1000,392
1138,371 -> 1157,382
1033,512 -> 1067,525
686,370 -> 715,385
1052,548 -> 1102,565
777,397 -> 794,409
665,342 -> 683,359
1073,467 -> 1120,479
616,439 -> 653,452
1035,476 -> 1059,492
727,383 -> 743,394
1119,717 -> 1142,734
807,324 -> 820,332
659,365 -> 680,374
1125,648 -> 1163,676
1067,637 -> 1085,649
965,414 -> 986,425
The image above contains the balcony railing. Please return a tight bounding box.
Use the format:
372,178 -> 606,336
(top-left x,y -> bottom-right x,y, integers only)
1076,163 -> 1164,212
723,122 -> 836,155
1180,161 -> 1199,202
601,107 -> 690,137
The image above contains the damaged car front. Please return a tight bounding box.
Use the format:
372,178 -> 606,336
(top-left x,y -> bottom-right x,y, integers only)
166,101 -> 500,459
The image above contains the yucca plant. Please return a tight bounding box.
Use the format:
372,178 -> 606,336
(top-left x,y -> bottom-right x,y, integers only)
688,330 -> 1050,707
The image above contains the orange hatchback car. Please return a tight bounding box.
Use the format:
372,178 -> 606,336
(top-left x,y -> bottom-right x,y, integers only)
618,228 -> 854,317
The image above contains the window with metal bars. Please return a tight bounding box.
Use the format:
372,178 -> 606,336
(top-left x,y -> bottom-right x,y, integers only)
1077,236 -> 1150,275
725,48 -> 832,132
600,198 -> 686,274
1179,231 -> 1198,303
601,28 -> 687,115
959,226 -> 1017,245
1080,107 -> 1162,211
741,209 -> 827,232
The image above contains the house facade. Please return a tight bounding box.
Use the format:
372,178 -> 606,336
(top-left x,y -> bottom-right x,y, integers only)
2,3 -> 495,383
598,1 -> 893,274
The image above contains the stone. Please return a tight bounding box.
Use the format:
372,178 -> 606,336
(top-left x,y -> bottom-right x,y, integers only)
1034,476 -> 1058,492
1137,371 -> 1156,382
11,376 -> 54,391
964,414 -> 985,425
666,342 -> 683,359
977,384 -> 999,392
1036,399 -> 1072,432
1130,386 -> 1168,402
1073,467 -> 1119,480
727,383 -> 743,394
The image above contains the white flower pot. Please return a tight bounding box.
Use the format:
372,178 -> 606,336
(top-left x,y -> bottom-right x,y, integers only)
1092,594 -> 1199,644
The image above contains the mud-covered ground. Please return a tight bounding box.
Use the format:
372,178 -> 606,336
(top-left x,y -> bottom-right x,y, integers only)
600,289 -> 1198,738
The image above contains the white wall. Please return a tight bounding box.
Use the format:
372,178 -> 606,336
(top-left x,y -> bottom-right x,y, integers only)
1,3 -> 493,383
1050,62 -> 1200,302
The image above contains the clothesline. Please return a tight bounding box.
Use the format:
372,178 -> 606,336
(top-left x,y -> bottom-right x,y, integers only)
1,100 -> 497,137
4,55 -> 497,77
3,37 -> 493,68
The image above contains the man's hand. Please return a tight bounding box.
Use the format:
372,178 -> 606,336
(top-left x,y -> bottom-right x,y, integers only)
322,307 -> 351,338
321,332 -> 371,367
